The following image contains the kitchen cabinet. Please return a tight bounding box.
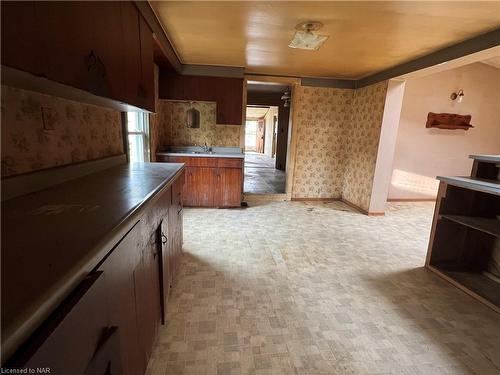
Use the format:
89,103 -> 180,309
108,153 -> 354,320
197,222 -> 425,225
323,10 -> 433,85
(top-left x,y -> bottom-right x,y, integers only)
98,223 -> 144,375
2,164 -> 184,374
217,167 -> 243,208
157,156 -> 243,208
159,73 -> 244,125
1,1 -> 155,112
4,272 -> 120,374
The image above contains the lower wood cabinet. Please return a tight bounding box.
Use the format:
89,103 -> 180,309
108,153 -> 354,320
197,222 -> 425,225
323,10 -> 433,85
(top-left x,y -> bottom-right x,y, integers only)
5,272 -> 122,375
5,175 -> 184,374
158,156 -> 242,208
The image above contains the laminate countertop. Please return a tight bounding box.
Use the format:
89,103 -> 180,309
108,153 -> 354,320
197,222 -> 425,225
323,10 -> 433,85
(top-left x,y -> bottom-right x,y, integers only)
1,162 -> 184,360
157,151 -> 245,159
437,176 -> 500,196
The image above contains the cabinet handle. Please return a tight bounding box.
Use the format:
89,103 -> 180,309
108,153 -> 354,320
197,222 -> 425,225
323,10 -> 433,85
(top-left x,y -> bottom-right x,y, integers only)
161,233 -> 168,245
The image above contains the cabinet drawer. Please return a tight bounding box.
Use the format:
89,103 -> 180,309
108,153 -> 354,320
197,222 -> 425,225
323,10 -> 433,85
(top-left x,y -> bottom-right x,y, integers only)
217,158 -> 243,168
6,272 -> 113,374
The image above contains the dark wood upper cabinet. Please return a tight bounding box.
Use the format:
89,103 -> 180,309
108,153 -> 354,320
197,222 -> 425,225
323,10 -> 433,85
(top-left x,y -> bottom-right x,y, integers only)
1,1 -> 155,112
159,72 -> 244,125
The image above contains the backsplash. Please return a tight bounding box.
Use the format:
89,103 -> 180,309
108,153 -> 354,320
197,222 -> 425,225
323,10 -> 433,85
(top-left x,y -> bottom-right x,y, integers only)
1,85 -> 123,177
157,100 -> 240,148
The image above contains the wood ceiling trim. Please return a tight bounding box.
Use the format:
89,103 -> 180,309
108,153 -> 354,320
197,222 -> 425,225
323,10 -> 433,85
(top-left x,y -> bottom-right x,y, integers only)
135,1 -> 182,73
357,28 -> 500,88
301,77 -> 355,89
182,64 -> 245,78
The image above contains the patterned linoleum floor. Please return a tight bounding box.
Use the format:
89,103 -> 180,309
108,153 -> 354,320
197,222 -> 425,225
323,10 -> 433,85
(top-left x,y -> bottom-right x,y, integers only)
146,201 -> 500,375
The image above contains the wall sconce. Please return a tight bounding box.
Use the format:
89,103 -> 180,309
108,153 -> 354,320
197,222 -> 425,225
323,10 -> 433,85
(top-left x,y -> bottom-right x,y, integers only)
186,103 -> 200,128
281,90 -> 291,107
450,89 -> 464,103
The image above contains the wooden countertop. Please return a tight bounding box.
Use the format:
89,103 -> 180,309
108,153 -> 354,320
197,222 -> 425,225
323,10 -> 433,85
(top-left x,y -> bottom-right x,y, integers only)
1,162 -> 184,359
437,175 -> 500,196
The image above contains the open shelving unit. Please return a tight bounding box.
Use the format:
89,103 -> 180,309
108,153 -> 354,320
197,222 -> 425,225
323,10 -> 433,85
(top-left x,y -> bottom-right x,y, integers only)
426,155 -> 500,313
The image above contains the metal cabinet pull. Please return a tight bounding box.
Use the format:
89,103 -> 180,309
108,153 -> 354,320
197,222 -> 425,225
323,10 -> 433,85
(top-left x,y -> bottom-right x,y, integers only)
161,233 -> 168,245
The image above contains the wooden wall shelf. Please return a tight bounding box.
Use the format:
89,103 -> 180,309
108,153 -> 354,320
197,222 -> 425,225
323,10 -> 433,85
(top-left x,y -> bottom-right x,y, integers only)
426,112 -> 473,130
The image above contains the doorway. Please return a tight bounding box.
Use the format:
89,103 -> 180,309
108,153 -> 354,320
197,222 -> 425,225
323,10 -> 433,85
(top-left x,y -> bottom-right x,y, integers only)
244,105 -> 285,194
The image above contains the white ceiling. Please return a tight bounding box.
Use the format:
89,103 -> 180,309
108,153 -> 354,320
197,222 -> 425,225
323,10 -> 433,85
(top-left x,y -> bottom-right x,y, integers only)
246,106 -> 270,119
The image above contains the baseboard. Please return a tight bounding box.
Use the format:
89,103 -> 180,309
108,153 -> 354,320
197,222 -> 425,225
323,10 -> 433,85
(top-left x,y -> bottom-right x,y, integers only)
243,193 -> 290,202
291,197 -> 339,202
387,198 -> 436,202
340,198 -> 385,216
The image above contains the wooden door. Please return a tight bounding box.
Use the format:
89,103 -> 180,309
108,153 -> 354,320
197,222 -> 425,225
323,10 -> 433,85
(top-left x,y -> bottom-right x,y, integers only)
139,15 -> 155,111
36,2 -> 95,89
184,167 -> 216,207
121,2 -> 142,108
275,104 -> 290,171
216,168 -> 243,208
134,231 -> 161,368
256,120 -> 265,153
1,2 -> 44,76
98,225 -> 142,375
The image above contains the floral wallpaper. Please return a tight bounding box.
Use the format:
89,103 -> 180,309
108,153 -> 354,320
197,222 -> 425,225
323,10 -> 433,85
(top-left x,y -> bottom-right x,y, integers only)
342,81 -> 388,212
1,85 -> 123,178
292,86 -> 353,198
156,100 -> 240,148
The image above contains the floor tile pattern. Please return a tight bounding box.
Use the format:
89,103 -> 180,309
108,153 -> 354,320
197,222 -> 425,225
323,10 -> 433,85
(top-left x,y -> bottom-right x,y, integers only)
244,153 -> 285,194
146,201 -> 500,375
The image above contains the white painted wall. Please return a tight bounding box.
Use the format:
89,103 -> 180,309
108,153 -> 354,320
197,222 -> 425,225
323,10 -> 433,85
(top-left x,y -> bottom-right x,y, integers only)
264,106 -> 278,157
389,62 -> 500,200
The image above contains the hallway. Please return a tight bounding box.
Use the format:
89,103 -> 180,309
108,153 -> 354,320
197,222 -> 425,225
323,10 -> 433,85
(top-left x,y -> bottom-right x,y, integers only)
244,152 -> 286,194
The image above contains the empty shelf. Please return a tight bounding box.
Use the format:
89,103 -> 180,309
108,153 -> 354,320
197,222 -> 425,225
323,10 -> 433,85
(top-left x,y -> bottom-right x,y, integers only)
441,215 -> 500,237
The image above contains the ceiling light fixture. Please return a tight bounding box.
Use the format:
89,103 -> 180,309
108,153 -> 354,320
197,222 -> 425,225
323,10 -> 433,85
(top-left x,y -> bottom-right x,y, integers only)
288,21 -> 329,51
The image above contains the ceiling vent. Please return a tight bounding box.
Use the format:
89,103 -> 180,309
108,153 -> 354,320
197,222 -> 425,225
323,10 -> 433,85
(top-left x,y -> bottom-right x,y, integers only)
288,21 -> 329,51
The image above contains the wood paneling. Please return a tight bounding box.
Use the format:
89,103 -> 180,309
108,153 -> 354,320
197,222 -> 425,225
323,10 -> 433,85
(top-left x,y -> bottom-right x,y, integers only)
98,224 -> 143,375
217,168 -> 243,208
1,1 -> 155,112
160,156 -> 242,207
159,71 -> 244,125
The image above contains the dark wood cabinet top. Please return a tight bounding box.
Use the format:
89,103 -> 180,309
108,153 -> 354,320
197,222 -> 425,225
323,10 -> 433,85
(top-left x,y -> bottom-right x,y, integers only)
1,162 -> 184,360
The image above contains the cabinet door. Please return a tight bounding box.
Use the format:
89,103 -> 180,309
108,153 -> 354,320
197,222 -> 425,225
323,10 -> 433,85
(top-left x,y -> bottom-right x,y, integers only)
138,15 -> 155,112
216,168 -> 243,208
36,2 -> 95,89
184,167 -> 216,207
1,2 -> 43,75
98,224 -> 142,375
134,231 -> 161,368
159,218 -> 171,323
121,2 -> 142,108
94,1 -> 126,101
5,272 -> 115,374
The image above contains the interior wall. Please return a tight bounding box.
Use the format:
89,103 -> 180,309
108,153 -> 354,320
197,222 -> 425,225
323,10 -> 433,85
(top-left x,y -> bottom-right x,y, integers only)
1,85 -> 123,178
389,62 -> 500,200
157,100 -> 240,148
263,106 -> 278,157
342,81 -> 389,212
291,86 -> 353,199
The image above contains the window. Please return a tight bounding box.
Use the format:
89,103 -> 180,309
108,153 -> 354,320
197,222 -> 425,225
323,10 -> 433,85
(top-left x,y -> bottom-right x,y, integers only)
245,120 -> 258,151
127,112 -> 150,163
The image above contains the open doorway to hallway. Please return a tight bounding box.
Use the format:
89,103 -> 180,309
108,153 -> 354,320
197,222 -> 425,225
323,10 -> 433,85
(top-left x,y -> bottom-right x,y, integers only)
244,105 -> 285,194
244,81 -> 291,195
